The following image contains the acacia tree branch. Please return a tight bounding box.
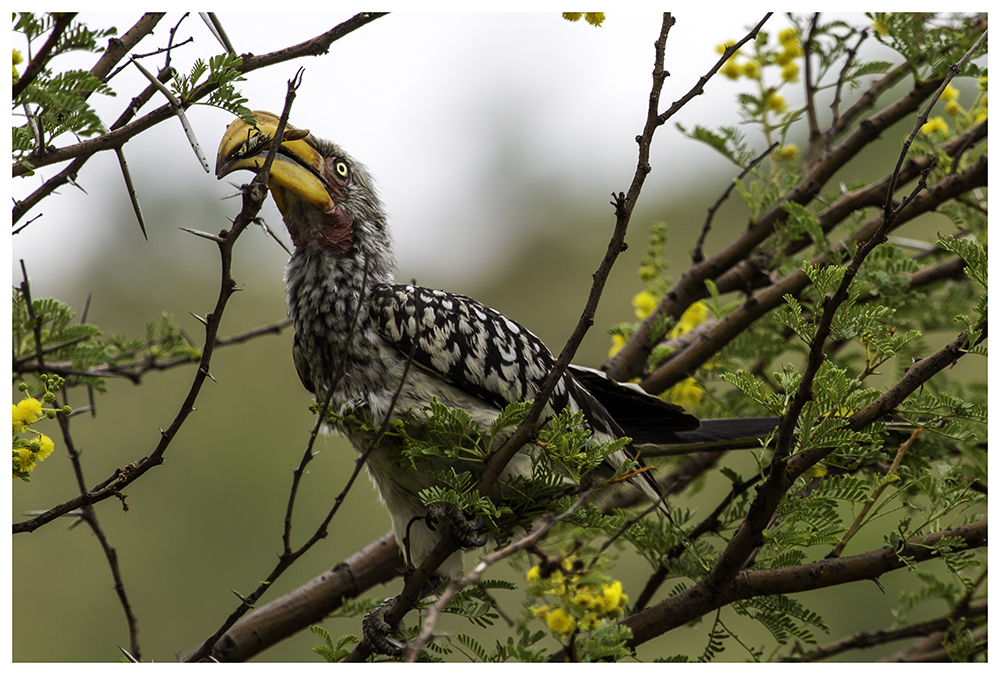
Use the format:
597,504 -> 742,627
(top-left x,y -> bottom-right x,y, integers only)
12,12 -> 387,179
786,599 -> 987,662
640,153 -> 987,393
13,14 -> 171,225
548,518 -> 987,660
603,74 -> 946,383
12,13 -> 79,98
11,71 -> 296,536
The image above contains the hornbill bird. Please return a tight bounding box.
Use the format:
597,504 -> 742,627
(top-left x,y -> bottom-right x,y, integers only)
216,111 -> 777,655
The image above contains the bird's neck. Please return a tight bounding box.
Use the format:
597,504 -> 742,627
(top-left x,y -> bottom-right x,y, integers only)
285,246 -> 392,395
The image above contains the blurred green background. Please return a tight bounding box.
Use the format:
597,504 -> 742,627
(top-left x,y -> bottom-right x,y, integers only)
11,12 -> 983,663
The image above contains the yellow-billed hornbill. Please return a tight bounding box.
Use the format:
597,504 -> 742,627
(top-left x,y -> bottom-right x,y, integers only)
216,111 -> 776,655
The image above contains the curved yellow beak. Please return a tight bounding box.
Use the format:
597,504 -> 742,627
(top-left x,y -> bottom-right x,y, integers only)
215,110 -> 334,212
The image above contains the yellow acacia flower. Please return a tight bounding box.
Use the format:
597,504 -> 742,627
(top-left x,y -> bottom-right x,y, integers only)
13,398 -> 42,432
778,28 -> 799,45
608,333 -> 627,358
546,608 -> 576,636
663,377 -> 704,410
872,16 -> 891,37
15,448 -> 37,474
977,76 -> 987,91
716,41 -> 740,57
600,581 -> 627,612
940,84 -> 960,102
781,61 -> 800,83
526,566 -> 541,582
671,301 -> 708,338
532,604 -> 549,618
584,13 -> 605,27
921,116 -> 949,136
632,290 -> 658,320
765,92 -> 787,114
777,144 -> 799,161
572,589 -> 599,610
944,100 -> 962,117
720,60 -> 743,80
742,59 -> 761,81
35,434 -> 55,462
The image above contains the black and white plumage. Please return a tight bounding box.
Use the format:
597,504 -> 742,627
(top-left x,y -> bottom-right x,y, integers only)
215,112 -> 761,581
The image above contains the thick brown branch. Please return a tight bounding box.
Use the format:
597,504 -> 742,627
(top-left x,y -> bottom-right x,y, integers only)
549,519 -> 987,659
184,533 -> 403,662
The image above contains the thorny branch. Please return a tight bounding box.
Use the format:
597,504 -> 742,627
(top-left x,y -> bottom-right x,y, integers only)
344,13 -> 687,661
12,71 -> 298,535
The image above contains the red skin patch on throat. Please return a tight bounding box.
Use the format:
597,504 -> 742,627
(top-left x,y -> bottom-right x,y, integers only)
289,209 -> 354,254
318,219 -> 354,254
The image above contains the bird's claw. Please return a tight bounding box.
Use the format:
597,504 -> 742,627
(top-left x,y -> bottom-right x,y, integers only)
425,503 -> 488,549
362,597 -> 406,657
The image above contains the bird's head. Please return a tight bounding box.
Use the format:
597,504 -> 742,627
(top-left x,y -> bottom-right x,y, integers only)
216,110 -> 391,267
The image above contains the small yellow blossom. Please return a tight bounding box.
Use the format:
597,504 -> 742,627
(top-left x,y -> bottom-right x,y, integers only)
35,434 -> 55,462
15,448 -> 37,474
716,42 -> 740,58
579,612 -> 600,631
545,608 -> 576,636
921,116 -> 949,136
940,84 -> 960,102
583,13 -> 605,27
663,377 -> 704,410
562,12 -> 582,21
632,290 -> 658,320
532,604 -> 549,618
671,301 -> 708,338
872,16 -> 891,37
777,144 -> 799,161
781,61 -> 800,83
765,92 -> 787,114
526,566 -> 541,582
13,49 -> 23,79
742,59 -> 761,81
974,108 -> 987,123
608,333 -> 627,358
600,581 -> 627,612
781,41 -> 803,60
944,100 -> 962,117
977,76 -> 987,91
805,464 -> 828,478
572,589 -> 599,610
778,28 -> 799,46
719,60 -> 743,80
13,398 -> 43,432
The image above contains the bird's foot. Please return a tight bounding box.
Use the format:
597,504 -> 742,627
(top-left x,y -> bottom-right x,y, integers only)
362,597 -> 406,657
425,502 -> 488,549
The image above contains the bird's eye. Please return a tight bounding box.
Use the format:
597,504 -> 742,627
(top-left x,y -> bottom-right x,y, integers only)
335,160 -> 349,178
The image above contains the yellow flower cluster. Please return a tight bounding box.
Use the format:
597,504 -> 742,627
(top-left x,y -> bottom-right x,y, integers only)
717,26 -> 802,86
527,560 -> 629,639
920,79 -> 988,138
562,13 -> 605,28
12,397 -> 56,478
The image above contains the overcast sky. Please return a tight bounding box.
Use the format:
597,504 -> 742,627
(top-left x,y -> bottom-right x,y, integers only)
12,11 -> 827,291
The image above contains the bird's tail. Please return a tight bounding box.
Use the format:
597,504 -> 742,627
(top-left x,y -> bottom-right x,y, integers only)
636,416 -> 780,456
